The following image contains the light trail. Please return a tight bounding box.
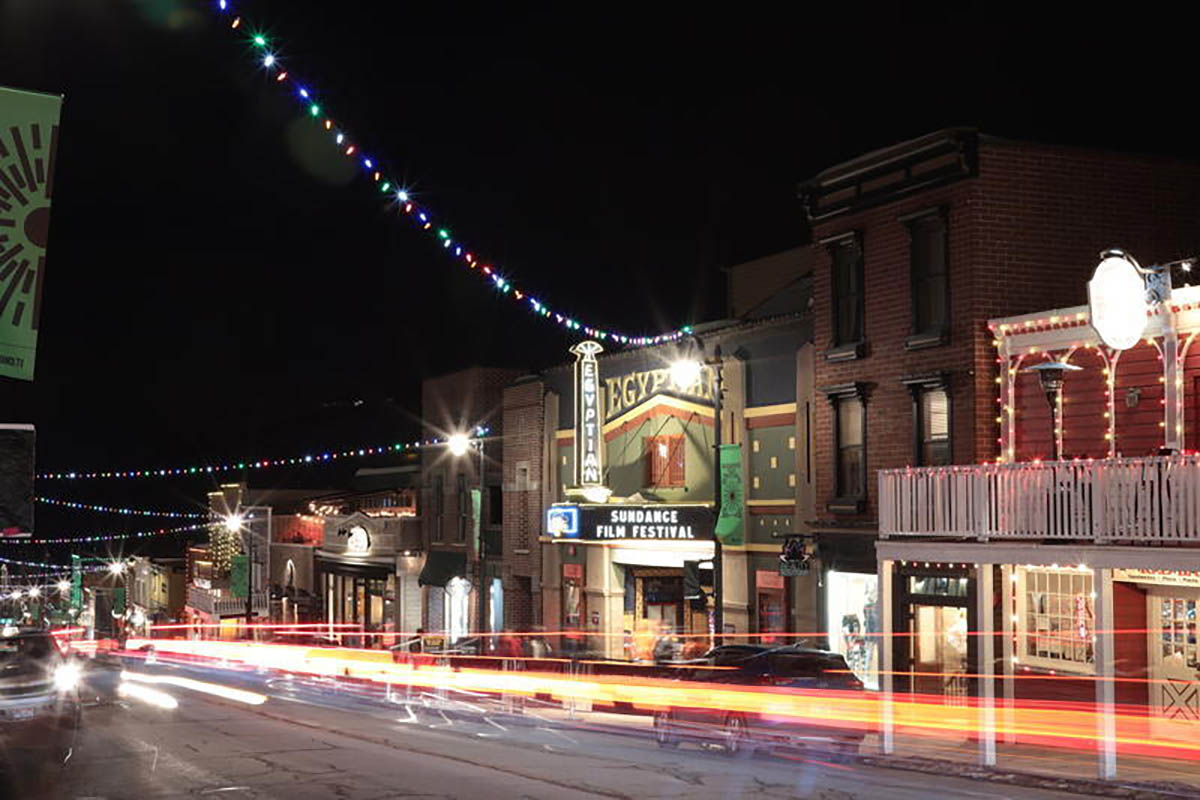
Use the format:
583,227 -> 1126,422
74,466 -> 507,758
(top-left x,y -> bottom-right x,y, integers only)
123,638 -> 1200,763
117,680 -> 179,710
120,670 -> 269,706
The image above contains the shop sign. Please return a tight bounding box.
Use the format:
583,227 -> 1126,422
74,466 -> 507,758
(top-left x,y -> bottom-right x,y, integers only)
570,341 -> 606,488
1114,568 -> 1200,588
1088,252 -> 1148,351
563,563 -> 583,580
756,570 -> 784,590
336,524 -> 371,554
605,365 -> 713,418
549,504 -> 713,541
780,560 -> 809,577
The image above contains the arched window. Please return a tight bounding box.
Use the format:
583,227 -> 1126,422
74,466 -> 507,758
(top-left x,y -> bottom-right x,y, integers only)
285,559 -> 296,589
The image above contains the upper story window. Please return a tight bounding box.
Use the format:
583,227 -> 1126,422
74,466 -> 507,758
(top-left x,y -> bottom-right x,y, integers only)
835,397 -> 866,501
644,434 -> 685,488
904,208 -> 949,348
829,235 -> 865,351
918,387 -> 950,466
456,473 -> 468,542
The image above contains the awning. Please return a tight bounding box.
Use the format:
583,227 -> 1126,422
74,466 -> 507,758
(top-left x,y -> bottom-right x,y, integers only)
418,550 -> 467,587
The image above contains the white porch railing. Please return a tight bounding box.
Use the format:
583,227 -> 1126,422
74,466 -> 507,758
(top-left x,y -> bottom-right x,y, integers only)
186,585 -> 268,617
879,456 -> 1200,542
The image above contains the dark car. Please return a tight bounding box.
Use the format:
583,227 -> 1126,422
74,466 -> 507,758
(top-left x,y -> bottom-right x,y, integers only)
652,644 -> 868,759
0,628 -> 82,765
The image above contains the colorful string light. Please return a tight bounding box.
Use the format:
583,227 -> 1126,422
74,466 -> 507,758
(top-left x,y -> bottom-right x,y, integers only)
208,2 -> 690,348
0,522 -> 208,546
36,497 -> 207,518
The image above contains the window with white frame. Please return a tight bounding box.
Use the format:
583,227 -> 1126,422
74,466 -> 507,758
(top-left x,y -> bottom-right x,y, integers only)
1017,567 -> 1094,672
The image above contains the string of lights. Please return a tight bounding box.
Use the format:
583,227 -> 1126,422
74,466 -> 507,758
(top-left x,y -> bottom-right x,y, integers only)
36,496 -> 207,518
208,1 -> 689,348
0,522 -> 209,546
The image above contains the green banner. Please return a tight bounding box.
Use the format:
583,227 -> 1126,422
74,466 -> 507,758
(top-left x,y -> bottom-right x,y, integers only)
0,86 -> 63,381
714,443 -> 744,546
113,587 -> 125,617
471,487 -> 482,554
230,554 -> 249,599
70,554 -> 81,608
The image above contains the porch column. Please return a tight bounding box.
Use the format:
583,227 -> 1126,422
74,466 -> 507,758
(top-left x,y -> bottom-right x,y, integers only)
1000,564 -> 1016,744
976,563 -> 996,766
878,557 -> 894,754
1093,566 -> 1117,779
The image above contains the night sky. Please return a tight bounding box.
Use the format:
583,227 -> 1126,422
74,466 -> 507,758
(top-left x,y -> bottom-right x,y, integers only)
0,1 -> 1195,551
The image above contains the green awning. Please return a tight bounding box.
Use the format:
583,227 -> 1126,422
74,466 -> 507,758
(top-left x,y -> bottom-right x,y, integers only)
418,550 -> 467,587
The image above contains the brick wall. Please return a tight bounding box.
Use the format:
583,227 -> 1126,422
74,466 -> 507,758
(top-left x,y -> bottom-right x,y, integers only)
811,136 -> 1200,526
501,377 -> 547,629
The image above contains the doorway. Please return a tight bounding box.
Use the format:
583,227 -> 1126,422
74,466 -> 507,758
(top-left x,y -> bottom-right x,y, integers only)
909,604 -> 969,704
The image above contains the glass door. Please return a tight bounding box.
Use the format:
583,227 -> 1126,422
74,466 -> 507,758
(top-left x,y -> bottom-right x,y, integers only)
909,604 -> 969,705
1149,592 -> 1200,739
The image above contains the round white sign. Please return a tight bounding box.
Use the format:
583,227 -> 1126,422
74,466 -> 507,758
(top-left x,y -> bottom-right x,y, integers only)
1088,254 -> 1147,350
346,525 -> 370,553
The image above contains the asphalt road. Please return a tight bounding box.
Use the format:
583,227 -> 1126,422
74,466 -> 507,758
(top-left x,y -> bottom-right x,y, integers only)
0,660 -> 1102,800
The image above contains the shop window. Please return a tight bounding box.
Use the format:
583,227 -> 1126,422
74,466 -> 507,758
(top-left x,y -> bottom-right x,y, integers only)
906,209 -> 949,348
644,434 -> 685,488
1158,597 -> 1199,669
826,571 -> 880,689
908,575 -> 967,597
1018,567 -> 1094,672
835,396 -> 865,502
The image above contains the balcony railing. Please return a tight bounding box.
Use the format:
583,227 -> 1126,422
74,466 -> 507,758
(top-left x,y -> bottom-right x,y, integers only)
879,456 -> 1200,542
186,585 -> 269,617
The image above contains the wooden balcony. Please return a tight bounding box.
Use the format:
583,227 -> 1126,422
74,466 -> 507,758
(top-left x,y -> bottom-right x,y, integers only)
879,456 -> 1200,543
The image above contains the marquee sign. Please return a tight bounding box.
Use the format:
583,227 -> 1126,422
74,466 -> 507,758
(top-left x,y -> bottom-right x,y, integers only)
605,365 -> 713,419
570,340 -> 605,489
547,504 -> 712,541
1088,252 -> 1148,351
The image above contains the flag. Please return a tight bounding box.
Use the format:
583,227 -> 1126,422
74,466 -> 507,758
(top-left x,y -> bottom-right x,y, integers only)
0,86 -> 63,381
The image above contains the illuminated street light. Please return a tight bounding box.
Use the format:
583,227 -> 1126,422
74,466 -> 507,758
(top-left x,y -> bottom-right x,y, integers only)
56,580 -> 70,594
223,512 -> 245,533
108,561 -> 127,576
27,587 -> 39,599
669,358 -> 703,391
447,433 -> 471,457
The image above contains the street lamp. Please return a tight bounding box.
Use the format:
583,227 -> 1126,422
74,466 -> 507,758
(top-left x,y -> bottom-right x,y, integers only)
1026,361 -> 1082,461
56,580 -> 70,595
672,338 -> 725,641
448,427 -> 488,646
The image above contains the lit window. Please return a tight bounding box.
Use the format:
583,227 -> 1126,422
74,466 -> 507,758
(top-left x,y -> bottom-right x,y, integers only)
644,435 -> 685,488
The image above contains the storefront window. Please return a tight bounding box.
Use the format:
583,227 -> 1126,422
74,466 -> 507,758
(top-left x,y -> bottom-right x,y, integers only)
446,577 -> 470,643
1159,597 -> 1198,668
825,571 -> 879,689
1018,567 -> 1094,671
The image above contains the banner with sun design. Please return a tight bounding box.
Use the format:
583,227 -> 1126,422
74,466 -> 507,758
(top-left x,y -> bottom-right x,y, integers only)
0,86 -> 62,381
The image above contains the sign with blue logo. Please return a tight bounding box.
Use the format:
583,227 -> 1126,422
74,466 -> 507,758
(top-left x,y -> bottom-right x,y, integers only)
547,505 -> 580,538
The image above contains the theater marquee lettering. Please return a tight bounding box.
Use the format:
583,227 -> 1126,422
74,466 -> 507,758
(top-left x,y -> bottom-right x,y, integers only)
605,366 -> 713,419
547,504 -> 713,541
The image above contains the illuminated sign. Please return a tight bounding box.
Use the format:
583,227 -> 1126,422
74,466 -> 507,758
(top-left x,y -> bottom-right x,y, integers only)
1113,568 -> 1200,588
547,505 -> 580,538
570,341 -> 605,488
605,366 -> 713,419
1088,252 -> 1147,351
548,504 -> 712,541
337,525 -> 371,554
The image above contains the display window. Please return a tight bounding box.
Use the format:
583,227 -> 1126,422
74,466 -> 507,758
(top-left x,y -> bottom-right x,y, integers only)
825,571 -> 879,689
1014,566 -> 1094,673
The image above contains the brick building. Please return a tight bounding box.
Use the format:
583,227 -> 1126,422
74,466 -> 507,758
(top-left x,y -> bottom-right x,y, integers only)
784,128 -> 1200,684
418,366 -> 522,643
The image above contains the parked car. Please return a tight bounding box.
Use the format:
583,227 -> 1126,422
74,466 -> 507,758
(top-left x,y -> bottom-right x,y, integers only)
652,644 -> 867,759
0,627 -> 83,766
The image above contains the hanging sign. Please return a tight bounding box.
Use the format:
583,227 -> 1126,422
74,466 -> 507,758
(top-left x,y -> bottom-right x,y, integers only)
0,87 -> 62,381
1088,252 -> 1147,351
570,341 -> 606,490
1113,568 -> 1200,588
714,444 -> 744,546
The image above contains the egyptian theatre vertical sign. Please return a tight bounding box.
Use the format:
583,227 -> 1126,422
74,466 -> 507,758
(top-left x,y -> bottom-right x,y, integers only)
570,341 -> 607,498
0,86 -> 62,381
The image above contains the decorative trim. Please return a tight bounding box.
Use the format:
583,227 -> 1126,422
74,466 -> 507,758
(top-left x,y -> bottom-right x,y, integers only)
897,204 -> 949,224
904,329 -> 949,351
825,340 -> 866,362
746,413 -> 796,429
827,499 -> 866,514
900,371 -> 950,391
747,498 -> 797,506
817,230 -> 858,247
744,403 -> 798,418
602,396 -> 714,440
817,381 -> 870,402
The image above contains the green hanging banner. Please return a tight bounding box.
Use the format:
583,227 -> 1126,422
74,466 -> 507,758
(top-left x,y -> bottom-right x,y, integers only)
70,554 -> 81,608
0,86 -> 63,381
230,555 -> 249,599
714,443 -> 744,546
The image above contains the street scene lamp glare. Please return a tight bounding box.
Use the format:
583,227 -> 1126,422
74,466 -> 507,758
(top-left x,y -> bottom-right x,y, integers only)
27,587 -> 39,598
447,433 -> 471,457
223,513 -> 245,533
108,561 -> 127,576
56,580 -> 70,594
669,358 -> 702,391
